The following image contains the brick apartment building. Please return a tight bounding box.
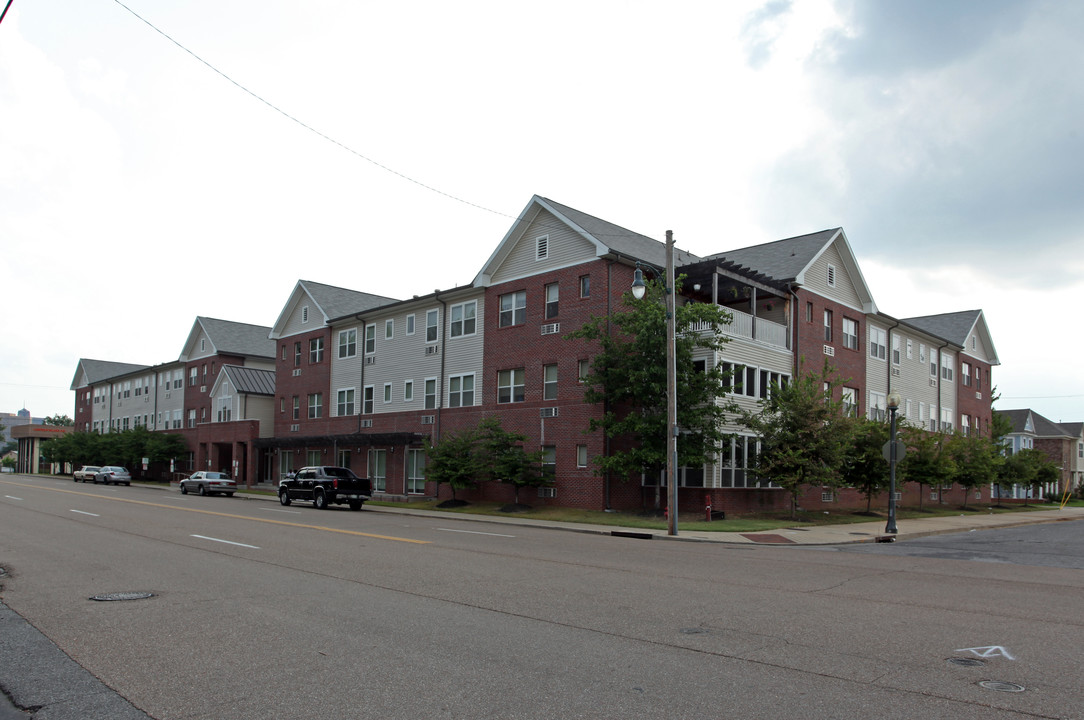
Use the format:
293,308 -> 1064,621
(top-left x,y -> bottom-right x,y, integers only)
71,195 -> 1004,514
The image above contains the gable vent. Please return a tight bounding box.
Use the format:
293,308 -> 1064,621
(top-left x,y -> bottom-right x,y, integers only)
536,235 -> 549,260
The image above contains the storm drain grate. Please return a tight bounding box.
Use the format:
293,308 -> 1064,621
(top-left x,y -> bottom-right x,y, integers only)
947,657 -> 985,667
89,592 -> 156,602
979,681 -> 1025,693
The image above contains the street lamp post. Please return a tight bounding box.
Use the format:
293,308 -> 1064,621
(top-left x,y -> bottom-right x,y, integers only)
886,390 -> 902,535
631,230 -> 679,536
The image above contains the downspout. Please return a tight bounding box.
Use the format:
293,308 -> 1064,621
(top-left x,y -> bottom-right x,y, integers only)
436,292 -> 449,444
604,260 -> 614,511
789,286 -> 801,375
935,341 -> 949,430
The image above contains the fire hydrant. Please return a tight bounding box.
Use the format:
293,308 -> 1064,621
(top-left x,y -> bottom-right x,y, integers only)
705,493 -> 712,521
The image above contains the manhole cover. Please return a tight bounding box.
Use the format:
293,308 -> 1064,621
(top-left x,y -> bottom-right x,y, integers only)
979,681 -> 1025,693
89,592 -> 155,602
680,628 -> 709,635
947,657 -> 985,667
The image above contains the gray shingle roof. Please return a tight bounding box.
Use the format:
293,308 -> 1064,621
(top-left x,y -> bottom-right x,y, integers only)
902,310 -> 982,347
221,365 -> 275,396
996,409 -> 1034,434
70,359 -> 151,389
703,229 -> 841,284
540,197 -> 702,268
998,408 -> 1078,438
198,317 -> 275,358
299,280 -> 398,320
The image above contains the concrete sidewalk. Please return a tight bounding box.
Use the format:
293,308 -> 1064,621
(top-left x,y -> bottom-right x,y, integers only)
225,484 -> 1084,546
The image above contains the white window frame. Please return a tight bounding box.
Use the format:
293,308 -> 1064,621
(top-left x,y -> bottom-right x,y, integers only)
842,317 -> 858,350
425,309 -> 439,343
499,291 -> 526,328
869,391 -> 886,421
383,382 -> 392,404
449,301 -> 477,338
336,388 -> 355,416
404,380 -> 414,402
364,324 -> 376,355
406,314 -> 416,336
424,378 -> 437,410
941,354 -> 954,382
497,368 -> 525,404
543,364 -> 558,401
308,393 -> 322,419
338,328 -> 357,358
309,337 -> 324,364
576,445 -> 588,468
545,283 -> 559,319
363,386 -> 374,414
385,318 -> 394,340
448,374 -> 475,408
869,326 -> 887,361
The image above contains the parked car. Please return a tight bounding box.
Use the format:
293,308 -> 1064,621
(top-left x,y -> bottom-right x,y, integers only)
74,465 -> 101,482
278,466 -> 371,510
179,471 -> 236,497
94,466 -> 131,485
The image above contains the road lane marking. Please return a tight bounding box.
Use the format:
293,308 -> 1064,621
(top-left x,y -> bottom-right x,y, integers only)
192,534 -> 260,549
437,528 -> 516,538
70,509 -> 100,517
5,495 -> 22,500
0,479 -> 429,544
259,507 -> 302,514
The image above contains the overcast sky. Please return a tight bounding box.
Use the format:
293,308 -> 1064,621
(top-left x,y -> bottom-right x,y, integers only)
2,0 -> 1082,424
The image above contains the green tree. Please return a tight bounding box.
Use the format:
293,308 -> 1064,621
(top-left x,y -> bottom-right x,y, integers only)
569,276 -> 735,486
944,431 -> 1001,509
899,424 -> 954,509
474,417 -> 545,506
424,427 -> 481,503
738,360 -> 854,518
42,414 -> 74,426
1,456 -> 15,470
843,417 -> 890,513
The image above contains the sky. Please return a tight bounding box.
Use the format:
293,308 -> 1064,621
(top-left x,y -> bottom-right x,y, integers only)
2,0 -> 1083,424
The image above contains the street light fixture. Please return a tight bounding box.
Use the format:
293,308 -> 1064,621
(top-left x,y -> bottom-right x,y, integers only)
631,230 -> 679,536
886,389 -> 902,535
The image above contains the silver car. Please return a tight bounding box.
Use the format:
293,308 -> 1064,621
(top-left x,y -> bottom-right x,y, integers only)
94,466 -> 131,486
179,471 -> 236,497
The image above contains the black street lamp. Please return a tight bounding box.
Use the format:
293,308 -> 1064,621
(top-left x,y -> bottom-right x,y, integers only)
631,231 -> 679,536
886,390 -> 902,535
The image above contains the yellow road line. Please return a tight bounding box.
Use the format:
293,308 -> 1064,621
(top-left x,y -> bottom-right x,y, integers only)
0,479 -> 430,544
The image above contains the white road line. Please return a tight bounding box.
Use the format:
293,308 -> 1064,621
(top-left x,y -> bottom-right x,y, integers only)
71,509 -> 100,517
259,507 -> 301,514
5,495 -> 23,500
436,528 -> 516,538
191,534 -> 260,549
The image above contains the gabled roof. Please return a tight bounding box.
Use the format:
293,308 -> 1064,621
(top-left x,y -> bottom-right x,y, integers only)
180,317 -> 275,361
996,409 -> 1035,435
70,359 -> 151,390
269,280 -> 399,338
903,309 -> 999,365
214,365 -> 276,396
703,228 -> 877,313
1058,421 -> 1083,440
998,408 -> 1077,439
474,195 -> 700,285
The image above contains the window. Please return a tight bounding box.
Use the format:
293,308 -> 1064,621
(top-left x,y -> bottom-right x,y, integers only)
941,407 -> 953,432
406,314 -> 415,335
498,369 -> 526,403
188,409 -> 196,428
827,264 -> 836,287
337,388 -> 355,416
499,291 -> 526,327
294,342 -> 302,367
383,383 -> 392,403
823,310 -> 833,342
869,391 -> 886,421
722,362 -> 756,397
364,325 -> 376,354
308,393 -> 322,419
961,414 -> 970,436
941,354 -> 954,382
424,379 -> 437,409
805,302 -> 813,323
842,387 -> 858,416
842,317 -> 858,350
906,339 -> 914,360
338,329 -> 357,358
309,337 -> 324,364
869,327 -> 887,360
426,309 -> 439,342
718,435 -> 768,488
578,359 -> 590,382
962,362 -> 972,387
536,235 -> 549,260
292,396 -> 300,420
281,345 -> 287,361
337,449 -> 351,468
450,301 -> 477,338
369,450 -> 387,493
758,370 -> 789,400
579,275 -> 590,298
543,364 -> 558,401
975,367 -> 982,391
190,367 -> 198,386
545,283 -> 559,319
576,445 -> 588,468
406,449 -> 426,494
404,380 -> 414,402
541,446 -> 556,479
892,335 -> 901,364
448,374 -> 475,407
363,386 -> 374,414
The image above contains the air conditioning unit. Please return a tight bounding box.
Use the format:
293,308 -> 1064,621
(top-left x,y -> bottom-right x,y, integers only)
891,367 -> 901,377
290,424 -> 300,432
365,356 -> 375,365
537,487 -> 556,499
425,346 -> 440,355
292,369 -> 301,377
541,323 -> 560,335
823,345 -> 835,357
421,415 -> 435,425
200,385 -> 207,393
975,392 -> 982,400
929,378 -> 937,387
360,419 -> 373,428
540,407 -> 559,418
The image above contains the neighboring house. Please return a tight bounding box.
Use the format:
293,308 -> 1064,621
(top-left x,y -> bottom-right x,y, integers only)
71,195 -> 1008,513
997,408 -> 1082,498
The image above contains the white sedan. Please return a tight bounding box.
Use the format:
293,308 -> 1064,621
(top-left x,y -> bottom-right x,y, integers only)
179,471 -> 236,497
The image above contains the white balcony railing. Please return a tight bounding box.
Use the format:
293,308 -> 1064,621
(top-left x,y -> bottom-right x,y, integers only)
689,307 -> 788,349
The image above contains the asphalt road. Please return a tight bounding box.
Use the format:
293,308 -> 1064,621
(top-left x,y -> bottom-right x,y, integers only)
1,474 -> 1082,719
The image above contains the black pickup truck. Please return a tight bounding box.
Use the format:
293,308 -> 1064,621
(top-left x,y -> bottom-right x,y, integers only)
278,466 -> 372,510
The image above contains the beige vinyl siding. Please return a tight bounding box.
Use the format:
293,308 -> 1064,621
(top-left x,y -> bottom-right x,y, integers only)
715,338 -> 793,434
806,243 -> 862,309
490,210 -> 598,285
866,327 -> 943,426
964,330 -> 993,364
280,293 -> 317,337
